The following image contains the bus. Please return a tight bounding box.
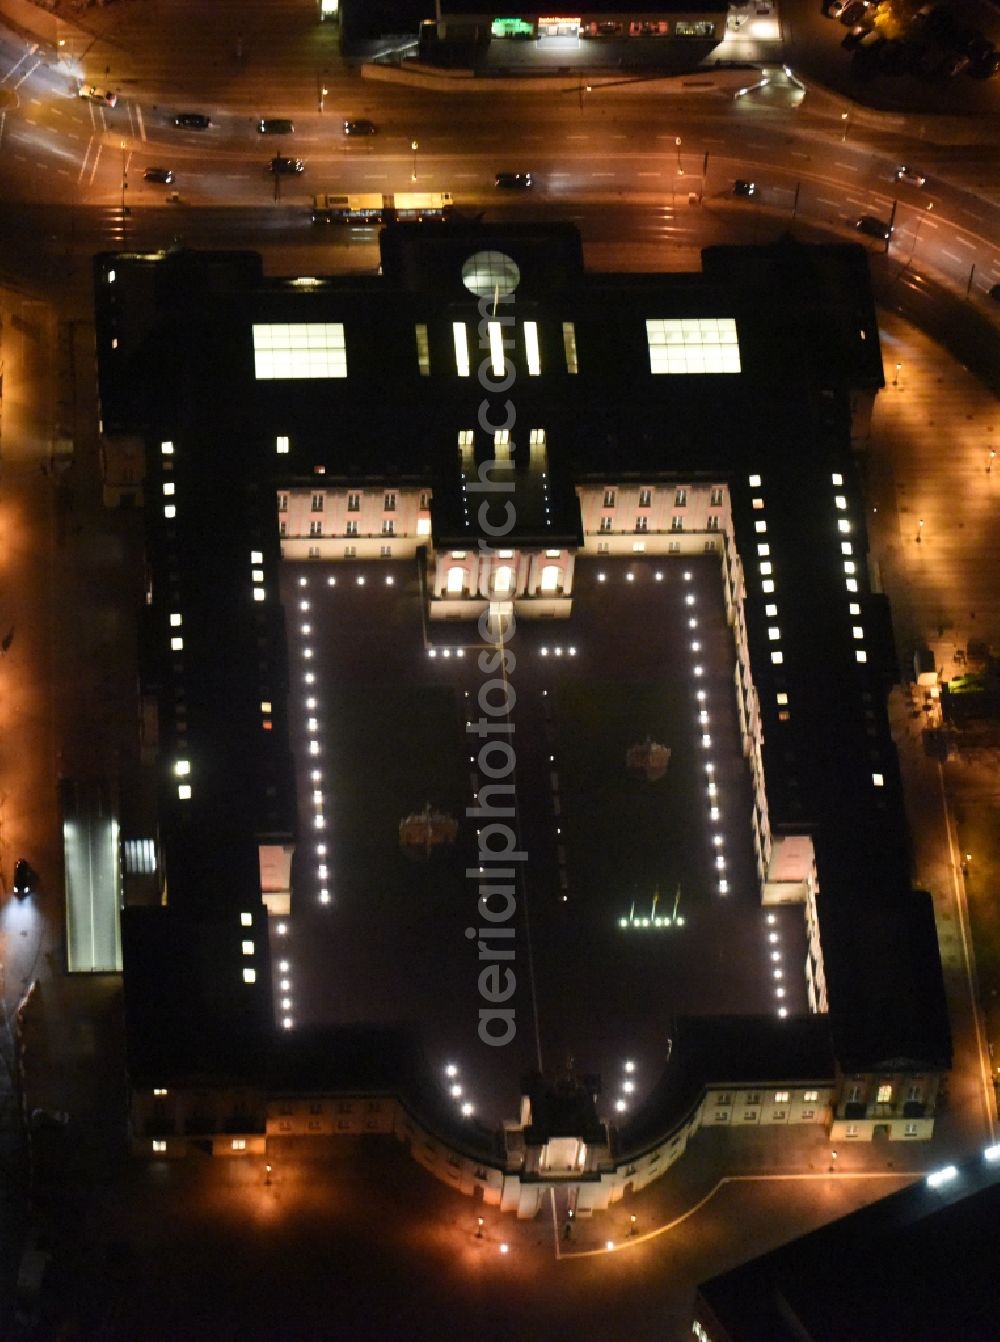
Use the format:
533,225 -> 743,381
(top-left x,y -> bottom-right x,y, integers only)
310,191 -> 455,225
390,191 -> 454,222
311,193 -> 389,225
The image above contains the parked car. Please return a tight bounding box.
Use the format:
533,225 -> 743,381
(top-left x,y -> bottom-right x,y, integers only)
78,85 -> 117,108
856,214 -> 892,241
895,165 -> 926,186
269,155 -> 304,175
173,112 -> 210,130
838,0 -> 870,27
495,171 -> 533,189
968,48 -> 1000,79
988,283 -> 1000,302
258,118 -> 294,135
12,858 -> 33,897
344,119 -> 376,136
143,167 -> 175,185
733,179 -> 757,197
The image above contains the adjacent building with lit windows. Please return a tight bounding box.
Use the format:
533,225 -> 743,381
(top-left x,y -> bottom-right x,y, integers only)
94,222 -> 950,1217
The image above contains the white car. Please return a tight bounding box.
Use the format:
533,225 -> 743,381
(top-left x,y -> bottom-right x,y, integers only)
78,85 -> 117,108
895,165 -> 926,186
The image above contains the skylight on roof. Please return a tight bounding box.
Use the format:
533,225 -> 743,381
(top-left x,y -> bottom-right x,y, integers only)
252,323 -> 346,380
646,318 -> 740,375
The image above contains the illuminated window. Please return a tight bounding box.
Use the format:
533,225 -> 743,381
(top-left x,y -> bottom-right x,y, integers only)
447,567 -> 464,594
174,759 -> 191,777
488,321 -> 506,378
877,1084 -> 893,1104
872,772 -> 884,787
748,473 -> 761,487
540,565 -> 560,593
242,967 -> 256,984
803,1090 -> 818,1102
231,1139 -> 246,1151
771,650 -> 783,665
415,323 -> 430,376
276,435 -> 290,455
160,441 -> 174,456
252,323 -> 347,379
646,317 -> 740,374
163,504 -> 176,520
170,636 -> 183,652
152,1139 -> 167,1152
178,783 -> 192,800
776,692 -> 788,706
494,565 -> 514,594
757,543 -> 770,556
768,626 -> 780,641
755,520 -> 767,534
773,1091 -> 789,1104
417,518 -> 431,536
835,494 -> 847,510
524,320 -> 541,376
153,1088 -> 168,1096
163,481 -> 175,497
240,912 -> 253,927
453,322 -> 471,377
856,650 -> 868,664
562,322 -> 578,373
831,472 -> 843,485
170,612 -> 182,627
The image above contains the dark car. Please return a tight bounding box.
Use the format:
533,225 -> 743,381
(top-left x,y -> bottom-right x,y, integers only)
269,155 -> 304,175
895,164 -> 926,186
856,214 -> 891,241
988,283 -> 1000,302
838,0 -> 869,26
495,171 -> 533,189
173,112 -> 210,130
258,118 -> 294,135
344,119 -> 376,136
733,179 -> 757,197
968,48 -> 1000,78
144,167 -> 175,184
12,859 -> 32,897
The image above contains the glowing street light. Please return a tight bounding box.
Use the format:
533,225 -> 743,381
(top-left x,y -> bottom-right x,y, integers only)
411,139 -> 419,182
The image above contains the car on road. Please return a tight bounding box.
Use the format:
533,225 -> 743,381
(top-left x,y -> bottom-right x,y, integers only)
173,112 -> 211,130
733,179 -> 757,197
344,119 -> 376,136
895,165 -> 926,186
495,171 -> 533,189
12,858 -> 33,897
144,167 -> 175,185
856,214 -> 892,240
78,85 -> 117,108
988,283 -> 1000,302
258,118 -> 294,135
269,156 -> 304,175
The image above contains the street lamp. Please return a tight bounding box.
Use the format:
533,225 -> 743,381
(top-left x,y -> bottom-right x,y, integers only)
265,1162 -> 272,1186
411,140 -> 418,183
675,136 -> 683,175
916,517 -> 924,544
893,360 -> 902,387
988,449 -> 996,475
840,111 -> 850,142
475,1216 -> 484,1238
319,84 -> 328,114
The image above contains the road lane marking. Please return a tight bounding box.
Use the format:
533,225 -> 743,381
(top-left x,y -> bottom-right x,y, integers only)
954,234 -> 976,248
834,161 -> 860,172
363,173 -> 387,179
89,141 -> 102,185
590,172 -> 615,177
816,196 -> 839,206
136,102 -> 146,143
942,249 -> 963,263
791,150 -> 809,158
637,171 -> 661,178
13,59 -> 42,90
77,136 -> 93,182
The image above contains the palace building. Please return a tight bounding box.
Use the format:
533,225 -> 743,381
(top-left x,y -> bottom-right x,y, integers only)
94,223 -> 950,1218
